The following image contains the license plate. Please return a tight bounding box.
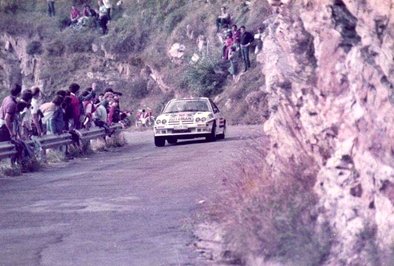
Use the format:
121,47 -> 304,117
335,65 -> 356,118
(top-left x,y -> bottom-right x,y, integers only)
174,125 -> 188,130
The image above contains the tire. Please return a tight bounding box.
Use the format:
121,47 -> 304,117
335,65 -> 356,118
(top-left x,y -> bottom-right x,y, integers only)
217,125 -> 226,140
206,123 -> 217,142
167,137 -> 177,145
154,136 -> 165,147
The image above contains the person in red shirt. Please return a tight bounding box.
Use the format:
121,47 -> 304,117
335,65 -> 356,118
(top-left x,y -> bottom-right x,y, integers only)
68,83 -> 81,129
222,32 -> 234,60
0,84 -> 22,141
232,24 -> 241,45
70,5 -> 81,25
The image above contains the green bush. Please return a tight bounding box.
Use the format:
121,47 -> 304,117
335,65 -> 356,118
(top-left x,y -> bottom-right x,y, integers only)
183,58 -> 227,97
26,41 -> 43,55
46,39 -> 65,56
63,31 -> 95,53
0,0 -> 18,13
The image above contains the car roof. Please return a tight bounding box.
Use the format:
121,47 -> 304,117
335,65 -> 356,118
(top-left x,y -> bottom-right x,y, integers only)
171,97 -> 209,101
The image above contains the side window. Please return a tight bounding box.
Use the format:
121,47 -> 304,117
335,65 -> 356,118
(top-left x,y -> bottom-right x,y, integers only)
210,100 -> 220,113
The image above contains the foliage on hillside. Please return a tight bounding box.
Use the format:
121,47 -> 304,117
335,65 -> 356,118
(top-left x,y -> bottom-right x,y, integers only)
0,0 -> 271,124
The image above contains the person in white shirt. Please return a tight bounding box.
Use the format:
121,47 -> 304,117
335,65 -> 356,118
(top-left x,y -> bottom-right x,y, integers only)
216,6 -> 231,32
93,100 -> 113,136
102,0 -> 113,20
31,87 -> 42,136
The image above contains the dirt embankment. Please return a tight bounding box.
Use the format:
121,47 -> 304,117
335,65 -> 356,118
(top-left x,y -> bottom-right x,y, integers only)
195,0 -> 394,265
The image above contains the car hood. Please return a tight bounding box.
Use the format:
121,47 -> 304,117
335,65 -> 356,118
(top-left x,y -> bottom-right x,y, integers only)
157,112 -> 212,121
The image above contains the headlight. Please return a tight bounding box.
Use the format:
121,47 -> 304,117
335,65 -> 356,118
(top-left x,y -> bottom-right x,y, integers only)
201,117 -> 207,122
195,117 -> 201,122
156,119 -> 161,124
161,119 -> 167,124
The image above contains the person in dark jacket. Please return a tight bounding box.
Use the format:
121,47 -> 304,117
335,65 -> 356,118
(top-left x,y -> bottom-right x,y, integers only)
240,25 -> 254,72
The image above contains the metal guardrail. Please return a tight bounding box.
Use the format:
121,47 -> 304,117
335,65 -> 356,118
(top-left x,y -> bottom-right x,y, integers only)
0,124 -> 122,160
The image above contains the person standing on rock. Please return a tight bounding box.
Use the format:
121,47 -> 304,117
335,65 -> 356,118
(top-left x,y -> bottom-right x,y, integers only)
47,0 -> 55,17
216,6 -> 231,32
240,25 -> 254,72
98,0 -> 109,34
102,0 -> 113,20
0,84 -> 22,142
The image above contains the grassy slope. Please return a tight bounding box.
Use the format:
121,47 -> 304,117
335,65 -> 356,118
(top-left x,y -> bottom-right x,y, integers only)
0,0 -> 271,124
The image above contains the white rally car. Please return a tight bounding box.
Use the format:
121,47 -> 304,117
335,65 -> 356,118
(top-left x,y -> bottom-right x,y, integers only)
153,97 -> 226,147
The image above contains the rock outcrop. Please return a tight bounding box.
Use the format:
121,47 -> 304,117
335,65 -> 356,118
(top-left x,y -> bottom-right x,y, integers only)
260,0 -> 393,264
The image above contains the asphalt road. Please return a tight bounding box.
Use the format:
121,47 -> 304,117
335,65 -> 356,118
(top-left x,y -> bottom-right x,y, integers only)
0,125 -> 262,266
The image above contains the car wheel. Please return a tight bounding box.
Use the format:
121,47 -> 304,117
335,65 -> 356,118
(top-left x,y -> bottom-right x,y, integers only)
206,123 -> 217,142
154,136 -> 165,147
217,124 -> 226,140
167,137 -> 177,145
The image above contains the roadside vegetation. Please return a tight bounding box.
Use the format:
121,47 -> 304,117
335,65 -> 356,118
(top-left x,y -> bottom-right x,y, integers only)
209,138 -> 333,265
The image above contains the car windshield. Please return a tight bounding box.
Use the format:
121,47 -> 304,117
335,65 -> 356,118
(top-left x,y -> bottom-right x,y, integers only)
163,100 -> 210,113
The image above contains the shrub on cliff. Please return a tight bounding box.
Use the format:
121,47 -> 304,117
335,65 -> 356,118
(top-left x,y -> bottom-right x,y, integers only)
45,40 -> 65,56
182,59 -> 227,97
26,41 -> 43,55
0,0 -> 18,13
62,31 -> 95,54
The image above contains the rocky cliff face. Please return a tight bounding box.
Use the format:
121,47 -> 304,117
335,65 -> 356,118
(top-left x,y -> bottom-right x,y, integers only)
0,32 -> 166,109
261,0 -> 393,263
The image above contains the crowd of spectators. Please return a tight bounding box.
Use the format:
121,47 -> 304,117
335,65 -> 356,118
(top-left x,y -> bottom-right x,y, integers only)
59,0 -> 122,34
215,5 -> 265,80
0,83 -> 131,143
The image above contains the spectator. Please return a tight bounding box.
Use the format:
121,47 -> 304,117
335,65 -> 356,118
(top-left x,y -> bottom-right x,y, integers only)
70,5 -> 81,25
254,27 -> 264,54
47,0 -> 55,17
240,25 -> 254,72
231,24 -> 241,50
19,90 -> 34,139
98,1 -> 109,34
93,100 -> 113,135
31,87 -> 43,136
98,93 -> 104,102
39,99 -> 56,135
47,96 -> 65,135
107,100 -> 120,125
81,90 -> 96,129
216,6 -> 231,32
83,4 -> 97,17
228,46 -> 238,81
218,24 -> 231,44
0,84 -> 22,142
197,35 -> 208,57
68,83 -> 81,129
56,90 -> 68,98
102,0 -> 113,20
82,4 -> 98,27
222,32 -> 234,60
15,101 -> 29,140
62,96 -> 73,131
79,87 -> 95,125
103,88 -> 115,102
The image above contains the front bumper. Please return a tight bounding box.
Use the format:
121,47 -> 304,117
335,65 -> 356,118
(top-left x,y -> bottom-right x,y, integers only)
154,124 -> 213,138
